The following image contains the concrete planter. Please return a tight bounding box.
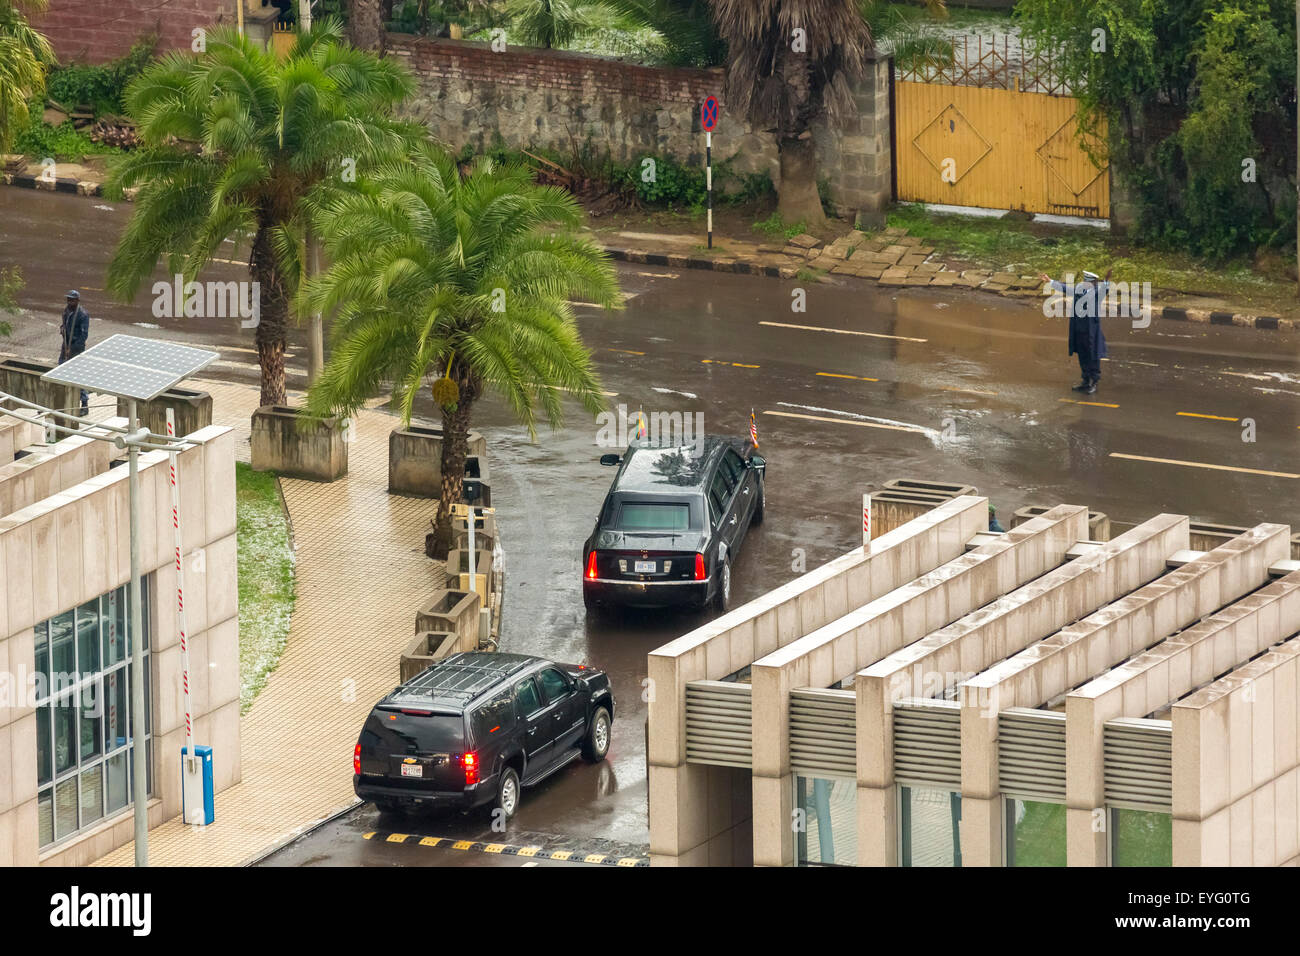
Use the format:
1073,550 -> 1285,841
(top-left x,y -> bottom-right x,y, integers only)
250,405 -> 348,482
399,630 -> 461,683
0,358 -> 79,425
871,479 -> 980,536
388,422 -> 486,497
1013,505 -> 1111,541
453,512 -> 496,552
118,387 -> 212,439
447,547 -> 493,607
414,588 -> 482,650
1187,521 -> 1250,554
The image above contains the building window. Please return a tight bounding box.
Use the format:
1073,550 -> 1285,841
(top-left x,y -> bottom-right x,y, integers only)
35,583 -> 151,849
900,786 -> 962,866
1110,808 -> 1172,866
795,776 -> 857,866
1005,797 -> 1066,866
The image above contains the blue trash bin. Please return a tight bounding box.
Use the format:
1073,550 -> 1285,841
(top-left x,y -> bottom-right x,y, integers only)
181,745 -> 215,825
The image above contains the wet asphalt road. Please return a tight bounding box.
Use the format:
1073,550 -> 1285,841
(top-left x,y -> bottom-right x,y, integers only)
4,187 -> 1299,866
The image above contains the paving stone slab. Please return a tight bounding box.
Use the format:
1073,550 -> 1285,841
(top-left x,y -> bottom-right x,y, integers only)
903,275 -> 933,286
912,262 -> 942,275
929,271 -> 958,286
900,253 -> 928,267
897,236 -> 923,247
788,233 -> 822,248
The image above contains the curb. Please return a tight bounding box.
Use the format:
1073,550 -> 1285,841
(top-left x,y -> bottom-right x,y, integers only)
363,829 -> 650,867
604,246 -> 1296,333
3,170 -> 103,196
239,798 -> 364,866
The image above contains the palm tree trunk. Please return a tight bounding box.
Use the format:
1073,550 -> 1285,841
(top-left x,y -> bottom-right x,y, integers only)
348,0 -> 386,53
250,224 -> 290,407
433,397 -> 474,559
777,134 -> 827,230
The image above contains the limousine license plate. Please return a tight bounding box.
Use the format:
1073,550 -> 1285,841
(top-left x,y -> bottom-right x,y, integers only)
400,763 -> 423,778
634,560 -> 656,573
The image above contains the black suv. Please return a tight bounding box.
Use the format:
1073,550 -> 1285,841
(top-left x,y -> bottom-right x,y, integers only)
353,652 -> 615,820
582,435 -> 766,613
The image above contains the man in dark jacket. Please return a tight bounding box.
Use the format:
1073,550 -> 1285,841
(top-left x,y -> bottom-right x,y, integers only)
59,290 -> 90,415
1040,268 -> 1112,394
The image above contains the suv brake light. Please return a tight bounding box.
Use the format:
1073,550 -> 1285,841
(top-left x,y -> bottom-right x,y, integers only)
694,553 -> 706,580
586,551 -> 599,579
461,751 -> 479,786
353,742 -> 360,776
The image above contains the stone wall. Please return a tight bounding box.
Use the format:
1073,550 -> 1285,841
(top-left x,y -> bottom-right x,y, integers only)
388,34 -> 893,224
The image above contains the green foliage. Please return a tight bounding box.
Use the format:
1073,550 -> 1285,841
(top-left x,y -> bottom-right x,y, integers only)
45,35 -> 156,115
1015,0 -> 1297,259
859,0 -> 955,71
13,111 -> 117,159
0,0 -> 56,151
235,462 -> 295,713
507,0 -> 591,48
0,264 -> 22,337
753,211 -> 806,240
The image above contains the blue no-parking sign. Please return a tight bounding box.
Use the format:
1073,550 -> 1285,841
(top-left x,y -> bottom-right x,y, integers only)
701,96 -> 719,132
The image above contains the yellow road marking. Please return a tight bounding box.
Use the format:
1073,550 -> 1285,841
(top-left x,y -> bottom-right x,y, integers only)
1110,453 -> 1299,479
702,359 -> 760,368
386,833 -> 409,843
452,840 -> 474,850
517,846 -> 542,857
484,843 -> 506,854
549,850 -> 573,861
584,853 -> 606,864
760,320 -> 928,343
816,372 -> 880,382
418,837 -> 442,847
1177,412 -> 1239,422
763,409 -> 927,434
607,347 -> 645,355
1059,398 -> 1119,409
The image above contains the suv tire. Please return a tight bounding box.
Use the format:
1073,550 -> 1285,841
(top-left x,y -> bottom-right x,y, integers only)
493,766 -> 521,822
582,705 -> 612,762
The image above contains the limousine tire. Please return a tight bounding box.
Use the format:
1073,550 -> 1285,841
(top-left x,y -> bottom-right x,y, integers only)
713,554 -> 732,613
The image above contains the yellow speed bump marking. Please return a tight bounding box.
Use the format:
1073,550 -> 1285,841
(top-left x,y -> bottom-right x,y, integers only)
1059,398 -> 1120,409
1110,453 -> 1299,479
362,832 -> 376,840
816,372 -> 880,382
452,840 -> 474,850
484,843 -> 507,854
760,320 -> 927,343
1177,412 -> 1239,422
763,409 -> 927,434
617,857 -> 641,867
385,833 -> 410,843
549,850 -> 573,861
584,853 -> 607,865
517,846 -> 542,857
418,837 -> 443,847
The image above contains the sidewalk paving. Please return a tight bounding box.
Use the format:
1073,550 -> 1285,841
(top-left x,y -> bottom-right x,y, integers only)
93,380 -> 445,866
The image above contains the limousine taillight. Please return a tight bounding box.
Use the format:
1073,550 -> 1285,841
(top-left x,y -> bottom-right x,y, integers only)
694,553 -> 706,580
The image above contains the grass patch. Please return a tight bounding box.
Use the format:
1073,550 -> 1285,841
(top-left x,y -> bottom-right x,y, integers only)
884,204 -> 1298,316
753,211 -> 807,242
235,462 -> 295,713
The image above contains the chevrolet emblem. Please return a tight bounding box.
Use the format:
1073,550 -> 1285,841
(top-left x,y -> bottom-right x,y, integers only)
403,757 -> 416,764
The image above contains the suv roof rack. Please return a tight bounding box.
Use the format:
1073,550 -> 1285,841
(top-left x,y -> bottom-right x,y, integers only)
390,652 -> 536,706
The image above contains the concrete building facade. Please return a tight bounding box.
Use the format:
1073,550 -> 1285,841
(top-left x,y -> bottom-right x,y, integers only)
0,410 -> 240,865
648,496 -> 1300,866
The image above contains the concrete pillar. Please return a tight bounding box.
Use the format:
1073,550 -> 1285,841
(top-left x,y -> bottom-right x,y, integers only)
751,661 -> 795,866
752,773 -> 794,866
856,668 -> 895,865
857,783 -> 896,865
1065,694 -> 1110,866
960,691 -> 1001,865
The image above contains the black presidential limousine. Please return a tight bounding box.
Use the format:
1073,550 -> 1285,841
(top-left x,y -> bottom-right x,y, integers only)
581,436 -> 766,614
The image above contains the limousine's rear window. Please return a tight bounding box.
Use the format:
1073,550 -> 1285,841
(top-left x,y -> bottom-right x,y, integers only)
616,501 -> 691,531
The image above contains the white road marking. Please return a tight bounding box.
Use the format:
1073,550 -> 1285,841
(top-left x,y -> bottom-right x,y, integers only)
770,402 -> 940,443
760,320 -> 928,343
1110,453 -> 1298,479
652,387 -> 698,399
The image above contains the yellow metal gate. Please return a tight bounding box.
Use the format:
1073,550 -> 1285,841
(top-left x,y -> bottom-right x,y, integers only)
893,39 -> 1109,218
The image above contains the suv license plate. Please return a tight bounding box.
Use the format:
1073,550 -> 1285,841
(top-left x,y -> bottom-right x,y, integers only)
634,560 -> 656,573
400,764 -> 423,778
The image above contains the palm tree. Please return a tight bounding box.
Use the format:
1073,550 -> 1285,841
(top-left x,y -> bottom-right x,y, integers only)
302,144 -> 622,556
0,0 -> 55,152
711,0 -> 874,228
105,19 -> 416,407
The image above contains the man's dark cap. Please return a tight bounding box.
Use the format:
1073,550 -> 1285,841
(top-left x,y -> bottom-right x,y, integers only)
65,290 -> 80,299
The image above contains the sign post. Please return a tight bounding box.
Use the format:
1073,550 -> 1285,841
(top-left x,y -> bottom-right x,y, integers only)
701,95 -> 719,250
862,493 -> 873,550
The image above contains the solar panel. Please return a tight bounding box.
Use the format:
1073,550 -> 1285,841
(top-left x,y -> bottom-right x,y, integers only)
43,334 -> 218,401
